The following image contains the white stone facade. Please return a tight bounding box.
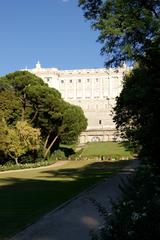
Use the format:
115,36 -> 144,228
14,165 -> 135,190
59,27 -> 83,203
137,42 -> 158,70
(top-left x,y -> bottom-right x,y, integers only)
26,62 -> 128,143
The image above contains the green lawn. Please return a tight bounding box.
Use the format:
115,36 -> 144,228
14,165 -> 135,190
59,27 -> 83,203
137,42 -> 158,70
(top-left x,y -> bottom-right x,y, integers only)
0,158 -> 133,239
81,141 -> 133,157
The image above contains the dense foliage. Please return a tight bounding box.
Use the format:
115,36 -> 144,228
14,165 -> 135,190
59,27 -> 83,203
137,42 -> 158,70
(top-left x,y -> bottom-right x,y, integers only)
114,48 -> 160,168
0,71 -> 87,164
1,121 -> 40,165
92,166 -> 160,240
79,0 -> 160,66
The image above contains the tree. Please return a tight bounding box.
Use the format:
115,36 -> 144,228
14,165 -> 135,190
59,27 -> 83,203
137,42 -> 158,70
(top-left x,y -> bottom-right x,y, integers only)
0,70 -> 88,160
80,0 -> 160,168
1,71 -> 63,159
113,48 -> 160,167
61,104 -> 88,144
79,0 -> 160,66
26,84 -> 64,159
3,121 -> 41,165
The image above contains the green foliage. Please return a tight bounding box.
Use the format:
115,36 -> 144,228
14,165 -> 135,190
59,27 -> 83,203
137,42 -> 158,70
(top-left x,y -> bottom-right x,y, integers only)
0,71 -> 47,124
0,76 -> 13,91
113,49 -> 160,167
0,120 -> 10,156
0,90 -> 21,125
0,159 -> 55,171
61,104 -> 88,144
51,149 -> 66,160
80,0 -> 160,168
5,70 -> 45,91
0,71 -> 87,163
92,166 -> 160,240
79,0 -> 160,66
3,121 -> 40,164
27,84 -> 63,146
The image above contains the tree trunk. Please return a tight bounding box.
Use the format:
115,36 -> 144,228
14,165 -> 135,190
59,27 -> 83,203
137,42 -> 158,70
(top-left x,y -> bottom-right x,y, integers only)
15,157 -> 19,165
44,132 -> 51,151
44,135 -> 59,159
31,110 -> 38,123
9,153 -> 19,165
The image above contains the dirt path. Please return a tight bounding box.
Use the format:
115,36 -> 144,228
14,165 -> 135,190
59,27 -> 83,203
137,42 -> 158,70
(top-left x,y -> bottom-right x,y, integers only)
11,159 -> 139,240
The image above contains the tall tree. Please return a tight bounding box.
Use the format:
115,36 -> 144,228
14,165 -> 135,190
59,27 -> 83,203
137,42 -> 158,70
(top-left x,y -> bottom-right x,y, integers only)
1,71 -> 87,159
26,84 -> 64,159
113,48 -> 160,167
79,0 -> 160,66
80,0 -> 160,168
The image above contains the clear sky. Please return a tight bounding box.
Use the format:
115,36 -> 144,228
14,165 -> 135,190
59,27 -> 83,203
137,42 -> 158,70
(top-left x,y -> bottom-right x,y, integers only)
0,0 -> 105,76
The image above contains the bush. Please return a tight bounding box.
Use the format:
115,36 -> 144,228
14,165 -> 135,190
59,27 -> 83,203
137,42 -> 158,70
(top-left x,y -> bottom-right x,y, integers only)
51,149 -> 66,160
3,160 -> 14,167
92,165 -> 160,240
20,149 -> 44,164
0,160 -> 54,171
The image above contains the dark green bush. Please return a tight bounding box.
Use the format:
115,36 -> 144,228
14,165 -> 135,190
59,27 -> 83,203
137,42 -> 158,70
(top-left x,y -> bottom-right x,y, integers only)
92,165 -> 160,240
51,149 -> 66,160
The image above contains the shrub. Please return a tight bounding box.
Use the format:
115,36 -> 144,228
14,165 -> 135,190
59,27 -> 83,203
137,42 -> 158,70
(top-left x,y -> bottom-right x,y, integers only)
51,149 -> 66,160
91,165 -> 160,240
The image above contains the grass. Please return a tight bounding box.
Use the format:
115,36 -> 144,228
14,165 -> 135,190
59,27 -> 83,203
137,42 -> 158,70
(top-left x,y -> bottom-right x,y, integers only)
0,158 -> 133,239
81,142 -> 133,158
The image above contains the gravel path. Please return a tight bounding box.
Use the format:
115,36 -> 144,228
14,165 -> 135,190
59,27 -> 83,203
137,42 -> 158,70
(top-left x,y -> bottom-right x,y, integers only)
11,159 -> 139,240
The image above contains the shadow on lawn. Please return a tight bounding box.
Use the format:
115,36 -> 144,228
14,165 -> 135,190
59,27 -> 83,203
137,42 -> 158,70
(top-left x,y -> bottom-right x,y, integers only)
0,159 -> 135,239
38,159 -> 134,180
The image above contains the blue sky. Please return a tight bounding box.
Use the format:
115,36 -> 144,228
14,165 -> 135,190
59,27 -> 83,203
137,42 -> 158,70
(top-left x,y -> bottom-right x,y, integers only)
0,0 -> 105,76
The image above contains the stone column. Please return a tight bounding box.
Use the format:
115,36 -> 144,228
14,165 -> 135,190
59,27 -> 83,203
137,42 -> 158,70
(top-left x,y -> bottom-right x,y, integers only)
83,78 -> 85,99
91,78 -> 94,99
74,79 -> 76,100
100,77 -> 103,99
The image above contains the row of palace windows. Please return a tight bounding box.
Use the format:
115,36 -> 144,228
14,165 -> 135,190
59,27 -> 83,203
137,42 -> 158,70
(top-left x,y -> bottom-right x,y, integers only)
60,78 -> 102,84
45,77 -> 119,84
61,77 -> 119,84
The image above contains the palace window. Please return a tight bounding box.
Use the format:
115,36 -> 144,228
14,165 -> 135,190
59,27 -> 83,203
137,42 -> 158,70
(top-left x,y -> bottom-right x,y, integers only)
99,120 -> 102,125
45,77 -> 52,82
69,80 -> 72,83
61,80 -> 64,83
78,79 -> 81,83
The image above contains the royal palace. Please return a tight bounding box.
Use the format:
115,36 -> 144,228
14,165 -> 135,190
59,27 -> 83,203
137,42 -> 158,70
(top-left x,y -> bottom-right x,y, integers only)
27,62 -> 128,143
